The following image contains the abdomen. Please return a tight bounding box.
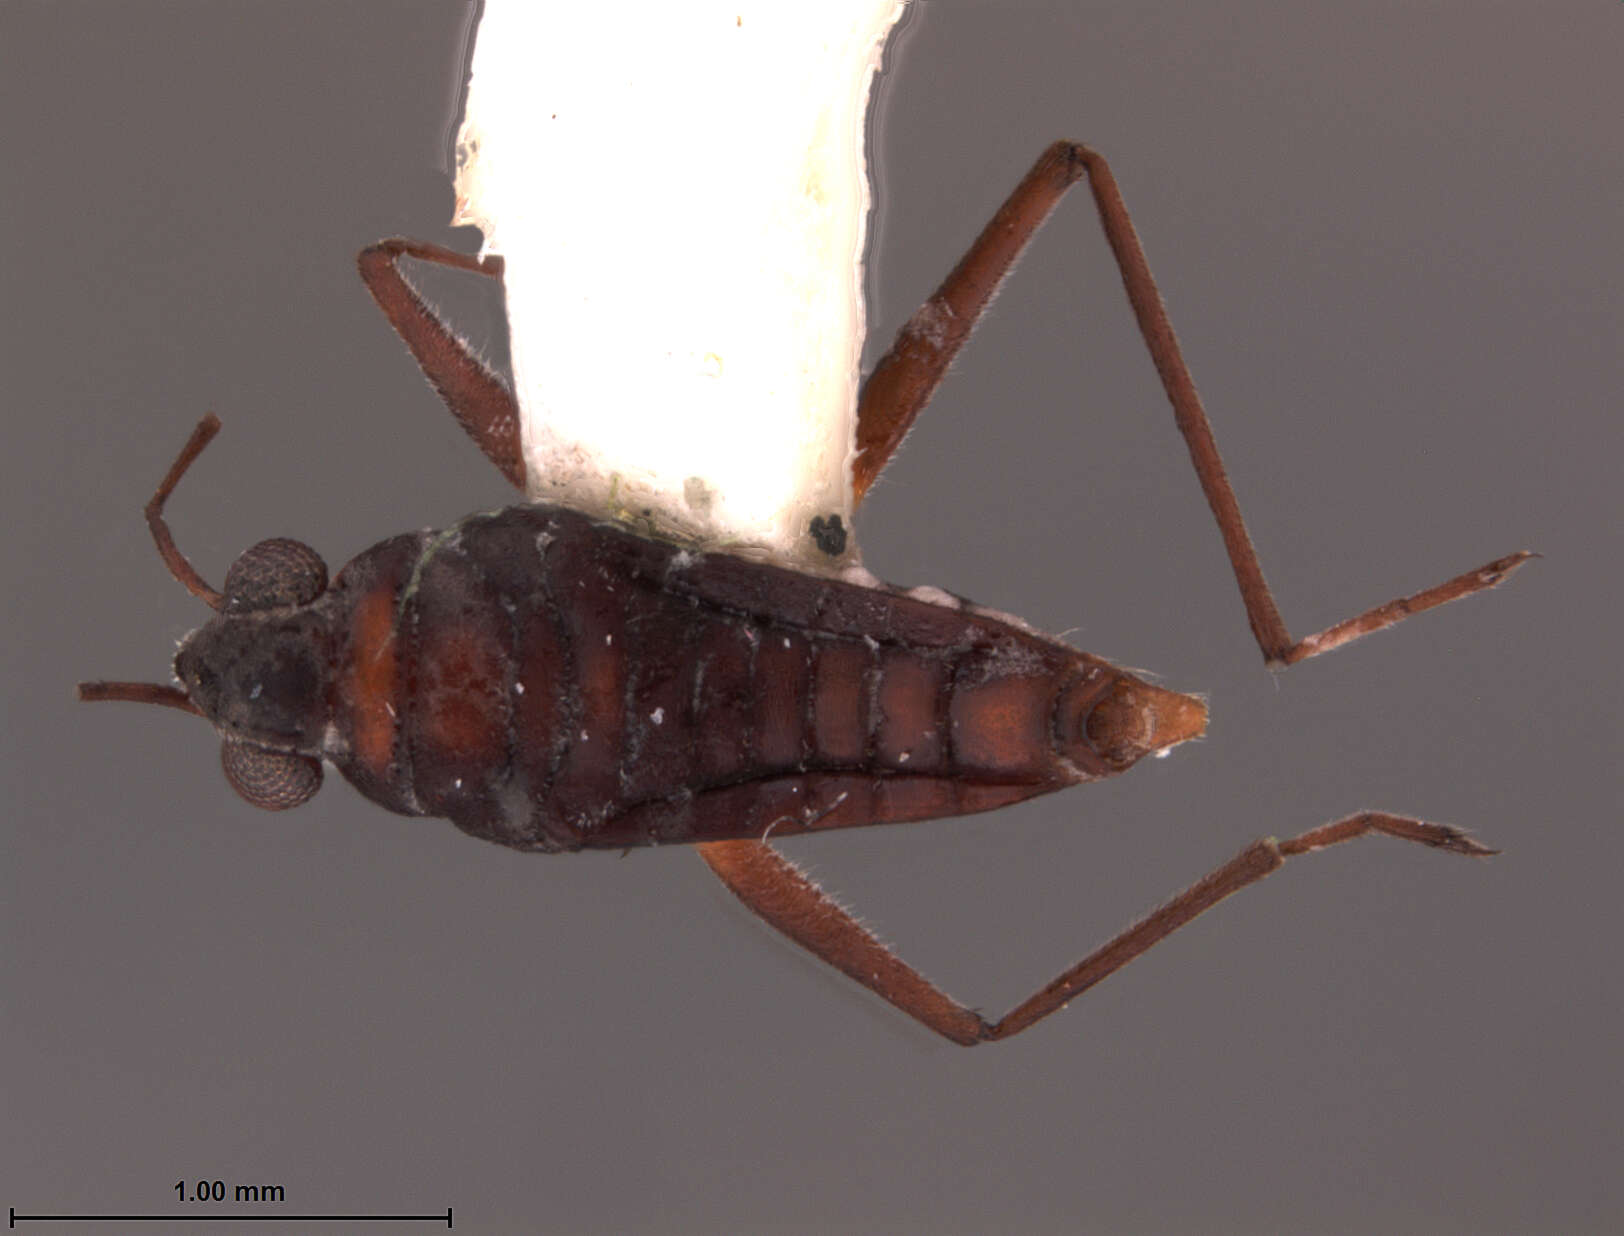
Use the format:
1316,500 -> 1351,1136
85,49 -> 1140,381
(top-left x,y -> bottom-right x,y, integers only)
328,505 -> 1122,851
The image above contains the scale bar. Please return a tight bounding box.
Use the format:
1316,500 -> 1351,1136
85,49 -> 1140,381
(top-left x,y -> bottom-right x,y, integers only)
10,1208 -> 452,1228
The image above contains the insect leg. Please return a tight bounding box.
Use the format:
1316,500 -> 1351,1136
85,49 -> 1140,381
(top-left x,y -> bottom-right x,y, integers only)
853,142 -> 1087,504
985,811 -> 1493,1041
698,811 -> 1492,1045
356,238 -> 526,491
696,838 -> 985,1045
858,141 -> 1530,661
1066,144 -> 1533,666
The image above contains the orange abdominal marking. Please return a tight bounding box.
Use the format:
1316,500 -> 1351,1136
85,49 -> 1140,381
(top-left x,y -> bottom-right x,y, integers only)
345,584 -> 399,777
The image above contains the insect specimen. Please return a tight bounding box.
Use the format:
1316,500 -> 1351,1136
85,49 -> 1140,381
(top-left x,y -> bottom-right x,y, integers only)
80,142 -> 1530,1045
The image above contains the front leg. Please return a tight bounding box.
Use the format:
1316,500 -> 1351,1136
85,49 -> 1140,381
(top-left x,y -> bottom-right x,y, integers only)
357,238 -> 526,492
698,812 -> 1491,1045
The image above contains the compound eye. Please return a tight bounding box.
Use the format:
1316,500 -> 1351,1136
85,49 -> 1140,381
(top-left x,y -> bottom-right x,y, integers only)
223,538 -> 328,612
220,739 -> 323,810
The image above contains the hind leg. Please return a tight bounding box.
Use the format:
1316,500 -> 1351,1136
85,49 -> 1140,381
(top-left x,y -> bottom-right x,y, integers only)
854,141 -> 1531,664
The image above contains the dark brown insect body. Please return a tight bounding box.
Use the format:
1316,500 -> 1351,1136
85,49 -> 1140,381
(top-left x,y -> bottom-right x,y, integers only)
83,143 -> 1528,1043
180,502 -> 1202,852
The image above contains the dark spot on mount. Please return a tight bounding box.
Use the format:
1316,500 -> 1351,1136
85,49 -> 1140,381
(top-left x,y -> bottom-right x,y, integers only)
809,514 -> 847,557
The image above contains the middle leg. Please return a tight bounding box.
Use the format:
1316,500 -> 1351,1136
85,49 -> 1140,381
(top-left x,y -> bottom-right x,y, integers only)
697,811 -> 1492,1046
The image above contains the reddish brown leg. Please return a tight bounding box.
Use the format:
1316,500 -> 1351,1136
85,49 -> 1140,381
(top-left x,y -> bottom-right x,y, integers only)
853,143 -> 1086,503
855,141 -> 1532,666
356,238 -> 526,492
698,812 -> 1492,1046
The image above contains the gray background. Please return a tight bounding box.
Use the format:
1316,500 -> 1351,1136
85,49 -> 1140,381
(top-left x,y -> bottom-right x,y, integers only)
3,2 -> 1619,1233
